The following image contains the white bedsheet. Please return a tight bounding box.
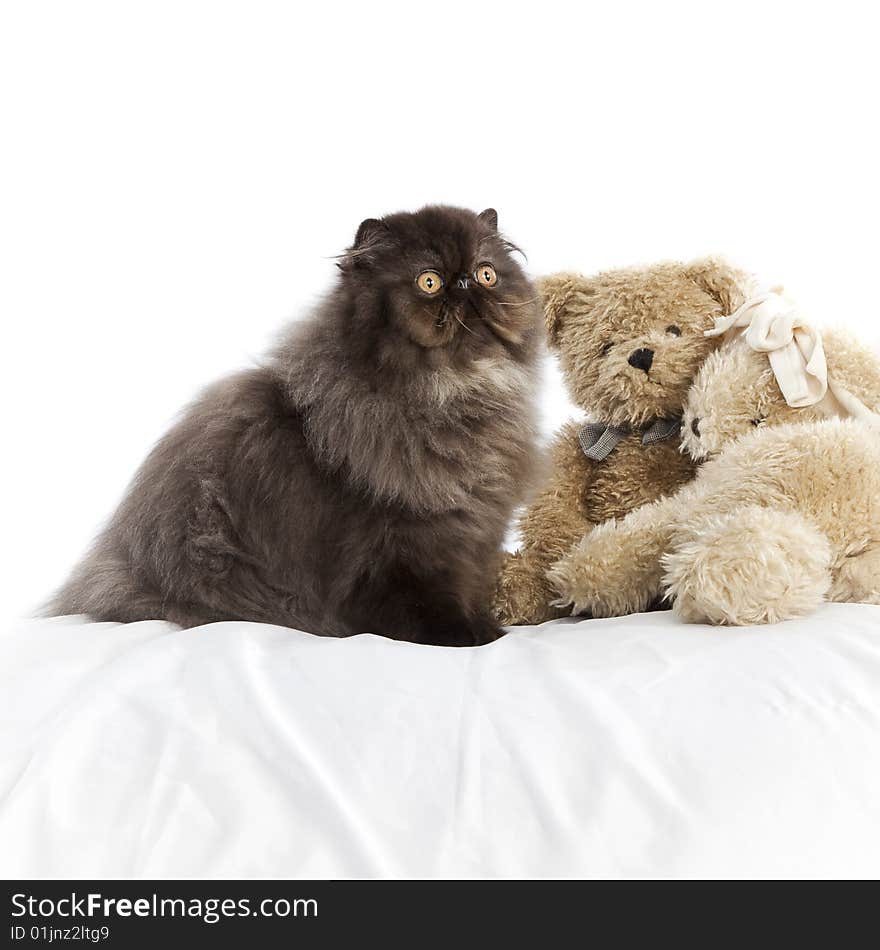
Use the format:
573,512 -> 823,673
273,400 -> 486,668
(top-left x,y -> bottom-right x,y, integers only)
2,606 -> 880,879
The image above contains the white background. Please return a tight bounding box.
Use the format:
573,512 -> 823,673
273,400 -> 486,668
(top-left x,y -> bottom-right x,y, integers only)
1,0 -> 878,624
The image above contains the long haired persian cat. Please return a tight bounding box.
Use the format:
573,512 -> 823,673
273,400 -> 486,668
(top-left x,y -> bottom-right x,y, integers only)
49,206 -> 541,645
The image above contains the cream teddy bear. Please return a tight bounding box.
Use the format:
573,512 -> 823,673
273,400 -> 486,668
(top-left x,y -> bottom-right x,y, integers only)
548,292 -> 880,625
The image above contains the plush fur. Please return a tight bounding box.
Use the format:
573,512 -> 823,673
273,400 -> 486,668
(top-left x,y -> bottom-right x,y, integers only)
549,328 -> 880,625
493,257 -> 750,625
47,205 -> 542,645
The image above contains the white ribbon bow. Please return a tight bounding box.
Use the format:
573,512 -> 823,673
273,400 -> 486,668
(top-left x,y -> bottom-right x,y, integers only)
705,290 -> 828,408
705,288 -> 880,428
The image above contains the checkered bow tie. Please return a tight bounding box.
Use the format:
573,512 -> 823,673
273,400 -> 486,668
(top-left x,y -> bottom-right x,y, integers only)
578,418 -> 682,462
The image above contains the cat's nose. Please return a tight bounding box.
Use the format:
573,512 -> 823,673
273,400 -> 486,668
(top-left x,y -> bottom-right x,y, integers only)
628,347 -> 654,372
691,417 -> 701,437
455,275 -> 470,290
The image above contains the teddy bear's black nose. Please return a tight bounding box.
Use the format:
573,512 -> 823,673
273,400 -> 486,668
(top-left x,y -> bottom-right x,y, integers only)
691,417 -> 701,437
627,348 -> 654,372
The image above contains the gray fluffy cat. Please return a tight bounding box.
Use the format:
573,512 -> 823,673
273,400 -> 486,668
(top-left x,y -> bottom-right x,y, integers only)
48,205 -> 542,645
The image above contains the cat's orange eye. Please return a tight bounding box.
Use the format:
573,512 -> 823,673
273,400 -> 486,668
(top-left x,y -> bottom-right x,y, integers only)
475,263 -> 498,287
416,270 -> 444,295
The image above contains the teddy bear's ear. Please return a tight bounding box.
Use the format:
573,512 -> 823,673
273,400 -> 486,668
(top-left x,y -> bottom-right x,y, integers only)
685,257 -> 752,316
536,272 -> 596,345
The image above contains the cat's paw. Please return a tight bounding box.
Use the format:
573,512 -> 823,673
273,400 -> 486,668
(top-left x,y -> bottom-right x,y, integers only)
429,614 -> 505,647
466,614 -> 507,646
493,550 -> 562,626
547,522 -> 656,619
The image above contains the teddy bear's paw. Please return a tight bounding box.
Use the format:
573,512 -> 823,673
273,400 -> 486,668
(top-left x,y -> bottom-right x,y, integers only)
547,526 -> 658,619
830,540 -> 880,605
663,506 -> 832,625
493,551 -> 561,626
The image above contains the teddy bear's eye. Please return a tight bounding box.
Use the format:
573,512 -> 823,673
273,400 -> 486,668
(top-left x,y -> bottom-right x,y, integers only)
600,341 -> 615,356
666,325 -> 682,336
751,416 -> 767,427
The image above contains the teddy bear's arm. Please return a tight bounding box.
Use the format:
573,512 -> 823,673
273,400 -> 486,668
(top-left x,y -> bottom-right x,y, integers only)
494,423 -> 599,625
547,489 -> 686,618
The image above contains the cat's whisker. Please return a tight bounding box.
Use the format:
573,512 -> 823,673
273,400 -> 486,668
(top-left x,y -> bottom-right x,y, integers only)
501,238 -> 527,263
455,312 -> 477,336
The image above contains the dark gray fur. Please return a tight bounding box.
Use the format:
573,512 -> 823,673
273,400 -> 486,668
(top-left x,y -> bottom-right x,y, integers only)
47,205 -> 542,645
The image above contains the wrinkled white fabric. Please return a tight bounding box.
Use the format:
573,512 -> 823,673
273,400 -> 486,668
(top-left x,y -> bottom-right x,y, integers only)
2,608 -> 880,879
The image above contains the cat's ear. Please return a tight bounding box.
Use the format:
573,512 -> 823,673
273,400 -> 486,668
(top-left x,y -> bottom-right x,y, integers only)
338,217 -> 392,271
354,218 -> 390,249
477,208 -> 498,230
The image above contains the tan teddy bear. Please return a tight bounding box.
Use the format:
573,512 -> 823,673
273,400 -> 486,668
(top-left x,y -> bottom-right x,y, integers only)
548,300 -> 880,625
494,257 -> 751,626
